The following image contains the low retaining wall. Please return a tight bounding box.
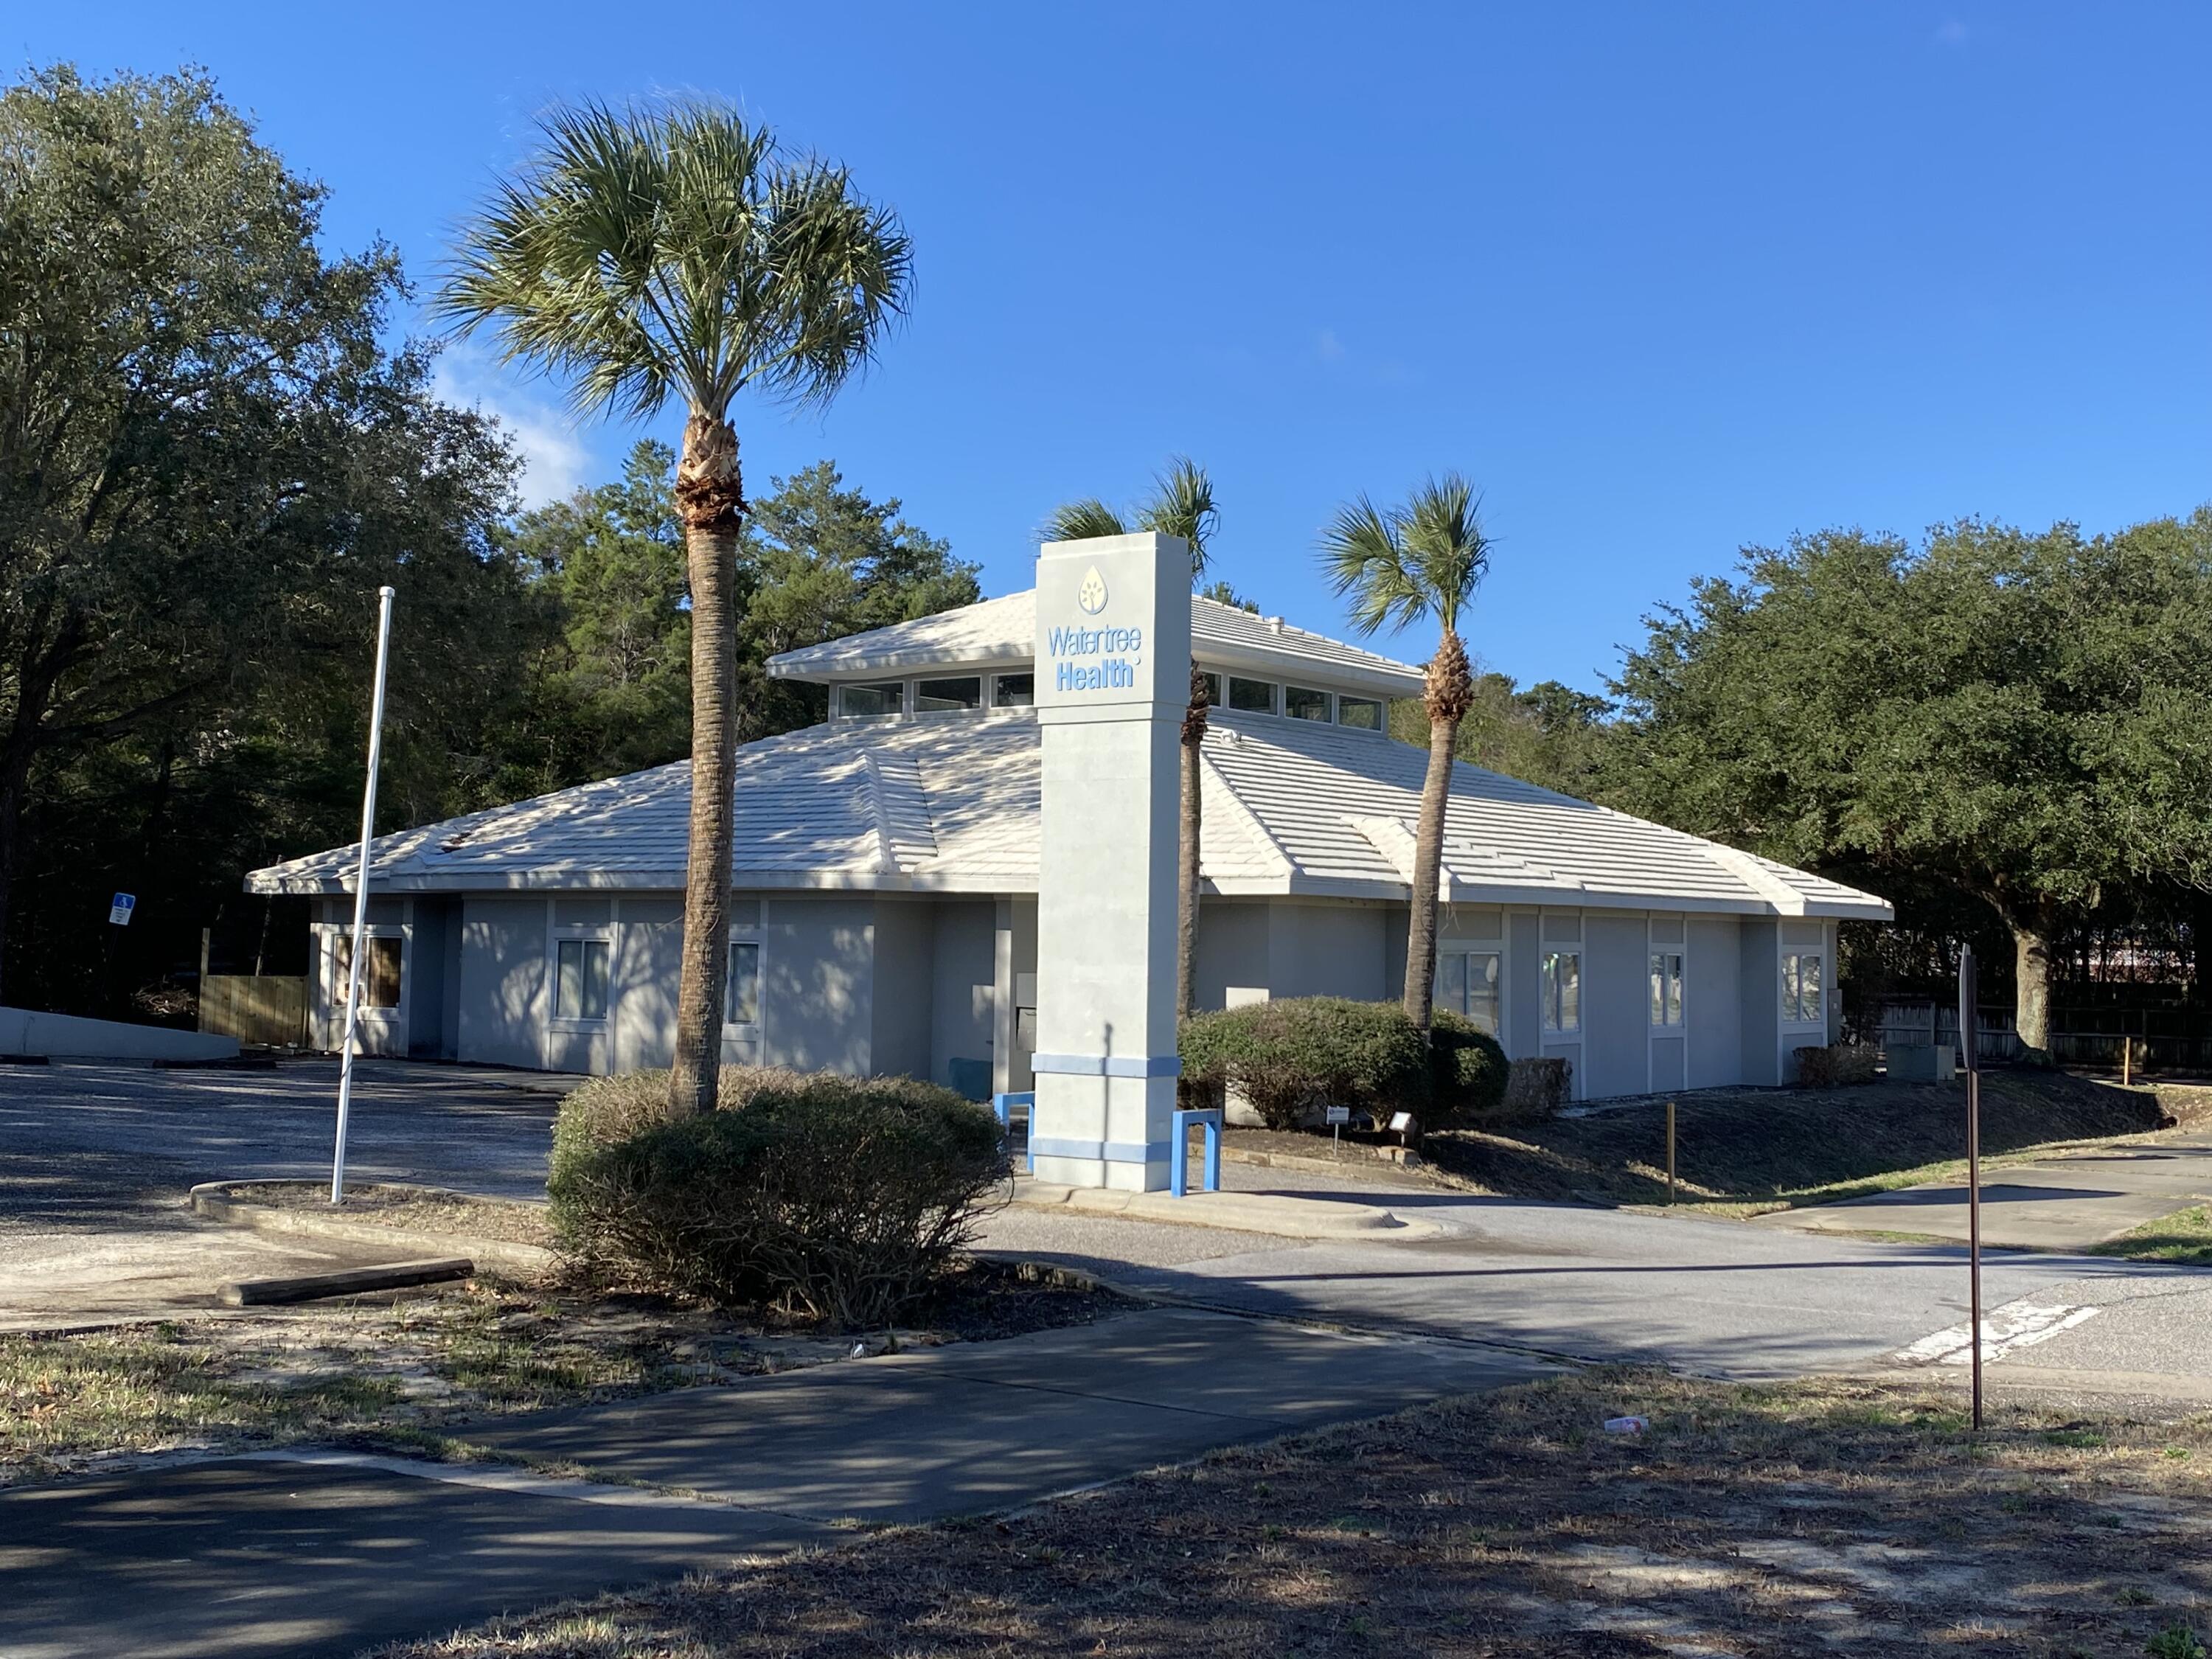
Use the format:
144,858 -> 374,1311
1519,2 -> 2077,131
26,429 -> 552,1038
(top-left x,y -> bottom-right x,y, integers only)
0,1006 -> 238,1062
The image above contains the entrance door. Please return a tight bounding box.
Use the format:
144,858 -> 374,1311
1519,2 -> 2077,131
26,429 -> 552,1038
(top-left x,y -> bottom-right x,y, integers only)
327,930 -> 407,1056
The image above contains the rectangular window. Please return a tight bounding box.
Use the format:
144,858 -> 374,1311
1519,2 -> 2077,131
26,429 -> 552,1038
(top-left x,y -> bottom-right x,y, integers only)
1227,676 -> 1276,714
1541,950 -> 1582,1033
333,935 -> 403,1009
1649,951 -> 1684,1027
839,681 -> 905,717
726,940 -> 761,1027
1284,685 -> 1331,722
1782,953 -> 1824,1023
554,938 -> 610,1021
1336,695 -> 1383,731
915,676 -> 981,712
992,672 -> 1034,707
1437,950 -> 1502,1035
1197,670 -> 1223,709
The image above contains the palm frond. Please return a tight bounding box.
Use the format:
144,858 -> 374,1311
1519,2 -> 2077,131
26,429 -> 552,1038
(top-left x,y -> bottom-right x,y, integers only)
1318,476 -> 1490,638
1138,456 -> 1217,577
1044,498 -> 1129,543
433,97 -> 911,427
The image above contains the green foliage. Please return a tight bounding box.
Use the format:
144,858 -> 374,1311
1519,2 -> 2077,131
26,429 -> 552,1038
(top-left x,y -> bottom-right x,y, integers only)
548,1067 -> 1006,1327
738,462 -> 981,738
1607,515 -> 2212,942
1428,1011 -> 1510,1124
1179,997 -> 1432,1131
436,99 -> 911,425
1045,457 -> 1216,581
1389,669 -> 1613,796
1320,473 -> 1492,642
1198,579 -> 1260,613
0,64 -> 529,1010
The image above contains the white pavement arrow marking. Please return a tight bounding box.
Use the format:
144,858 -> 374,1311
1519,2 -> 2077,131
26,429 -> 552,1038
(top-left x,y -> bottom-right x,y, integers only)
1893,1299 -> 2101,1367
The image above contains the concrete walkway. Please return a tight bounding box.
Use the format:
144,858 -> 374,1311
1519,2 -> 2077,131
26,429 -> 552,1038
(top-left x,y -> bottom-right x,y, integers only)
1754,1133 -> 2212,1250
0,1308 -> 1545,1659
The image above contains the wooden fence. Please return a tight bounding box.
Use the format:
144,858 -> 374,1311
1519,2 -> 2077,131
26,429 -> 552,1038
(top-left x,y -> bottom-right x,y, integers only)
199,975 -> 309,1048
1871,999 -> 2212,1073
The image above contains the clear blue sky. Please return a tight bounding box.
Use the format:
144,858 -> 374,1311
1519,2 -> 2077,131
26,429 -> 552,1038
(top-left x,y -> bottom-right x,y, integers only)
16,3 -> 2208,692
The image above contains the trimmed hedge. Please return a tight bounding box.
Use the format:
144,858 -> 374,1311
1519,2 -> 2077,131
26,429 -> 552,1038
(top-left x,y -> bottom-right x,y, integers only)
1180,996 -> 1430,1130
1792,1043 -> 1881,1088
1429,1009 -> 1511,1123
548,1067 -> 1007,1327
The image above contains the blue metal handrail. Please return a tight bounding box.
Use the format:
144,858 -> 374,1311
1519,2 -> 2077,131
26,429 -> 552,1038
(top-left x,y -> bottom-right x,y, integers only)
991,1091 -> 1034,1173
1170,1107 -> 1222,1197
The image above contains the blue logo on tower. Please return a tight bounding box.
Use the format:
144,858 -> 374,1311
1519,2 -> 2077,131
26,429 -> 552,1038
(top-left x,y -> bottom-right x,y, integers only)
1048,564 -> 1143,695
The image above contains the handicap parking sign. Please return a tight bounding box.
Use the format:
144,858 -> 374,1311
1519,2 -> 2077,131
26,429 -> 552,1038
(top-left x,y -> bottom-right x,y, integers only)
108,892 -> 135,926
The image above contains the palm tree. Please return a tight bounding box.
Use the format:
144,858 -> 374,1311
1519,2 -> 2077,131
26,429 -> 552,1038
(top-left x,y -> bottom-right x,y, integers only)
438,100 -> 911,1116
1321,475 -> 1492,1034
1045,459 -> 1217,1015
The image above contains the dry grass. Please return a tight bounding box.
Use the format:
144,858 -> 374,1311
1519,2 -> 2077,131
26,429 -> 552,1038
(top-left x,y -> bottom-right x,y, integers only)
375,1367 -> 2212,1658
0,1262 -> 1130,1486
226,1180 -> 556,1245
1422,1069 -> 2168,1215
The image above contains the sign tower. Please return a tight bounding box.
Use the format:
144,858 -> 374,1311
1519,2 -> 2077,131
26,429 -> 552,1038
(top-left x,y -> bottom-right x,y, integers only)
1029,532 -> 1190,1191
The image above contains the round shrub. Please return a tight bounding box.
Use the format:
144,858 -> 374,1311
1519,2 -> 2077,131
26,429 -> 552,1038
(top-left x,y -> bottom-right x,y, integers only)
549,1068 -> 1008,1328
1427,1009 -> 1509,1126
1179,996 -> 1431,1130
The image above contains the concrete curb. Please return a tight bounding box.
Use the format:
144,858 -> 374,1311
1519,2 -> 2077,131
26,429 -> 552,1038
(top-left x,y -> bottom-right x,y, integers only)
188,1180 -> 557,1279
1004,1179 -> 1441,1239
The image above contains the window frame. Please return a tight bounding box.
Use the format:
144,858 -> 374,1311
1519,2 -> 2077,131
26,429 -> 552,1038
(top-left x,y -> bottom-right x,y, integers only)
550,935 -> 613,1024
1225,675 -> 1277,714
330,931 -> 405,1012
914,675 -> 982,713
1540,949 -> 1582,1034
1438,947 -> 1503,1037
1649,950 -> 1685,1029
1781,951 -> 1826,1026
726,938 -> 763,1032
1283,684 -> 1332,723
1335,694 -> 1385,731
838,679 -> 908,719
990,671 -> 1034,708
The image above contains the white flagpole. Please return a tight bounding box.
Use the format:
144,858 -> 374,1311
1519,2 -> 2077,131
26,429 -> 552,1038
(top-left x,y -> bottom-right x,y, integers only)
331,585 -> 397,1205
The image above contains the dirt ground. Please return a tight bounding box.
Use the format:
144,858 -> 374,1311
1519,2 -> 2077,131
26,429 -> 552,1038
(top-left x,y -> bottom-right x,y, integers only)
225,1180 -> 557,1245
1422,1069 -> 2173,1214
0,1261 -> 1134,1488
377,1368 -> 2212,1658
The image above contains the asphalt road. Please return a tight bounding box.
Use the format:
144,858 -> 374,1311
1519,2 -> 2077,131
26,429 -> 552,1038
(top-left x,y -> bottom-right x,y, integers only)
0,1057 -> 562,1234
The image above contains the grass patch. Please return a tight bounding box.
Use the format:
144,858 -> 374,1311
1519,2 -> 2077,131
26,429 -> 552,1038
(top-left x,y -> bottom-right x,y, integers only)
1,1261 -> 1133,1486
2092,1203 -> 2212,1266
372,1368 -> 2212,1658
1421,1068 -> 2168,1214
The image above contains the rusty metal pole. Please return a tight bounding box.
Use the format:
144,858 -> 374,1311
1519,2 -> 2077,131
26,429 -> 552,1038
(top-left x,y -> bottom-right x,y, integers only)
1961,944 -> 1983,1432
1666,1099 -> 1677,1205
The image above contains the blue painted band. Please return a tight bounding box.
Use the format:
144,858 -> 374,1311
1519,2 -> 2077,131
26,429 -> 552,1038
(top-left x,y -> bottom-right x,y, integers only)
1030,1137 -> 1172,1164
1029,1052 -> 1182,1079
1102,1140 -> 1171,1164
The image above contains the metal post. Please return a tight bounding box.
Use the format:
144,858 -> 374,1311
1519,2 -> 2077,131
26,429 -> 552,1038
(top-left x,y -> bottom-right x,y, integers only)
1666,1099 -> 1677,1206
1960,943 -> 1983,1431
330,587 -> 397,1206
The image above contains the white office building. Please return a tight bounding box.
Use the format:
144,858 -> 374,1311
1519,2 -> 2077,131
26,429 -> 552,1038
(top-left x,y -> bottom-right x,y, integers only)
246,588 -> 1891,1102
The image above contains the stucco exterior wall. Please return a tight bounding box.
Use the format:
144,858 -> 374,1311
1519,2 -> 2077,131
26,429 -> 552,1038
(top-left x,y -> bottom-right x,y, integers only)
1687,914 -> 1743,1088
1580,911 -> 1650,1100
762,896 -> 875,1075
458,896 -> 549,1070
1264,900 -> 1391,1002
928,899 -> 997,1095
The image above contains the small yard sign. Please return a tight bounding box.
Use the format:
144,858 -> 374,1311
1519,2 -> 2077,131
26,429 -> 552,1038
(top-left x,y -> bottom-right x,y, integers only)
108,892 -> 136,927
1324,1105 -> 1352,1125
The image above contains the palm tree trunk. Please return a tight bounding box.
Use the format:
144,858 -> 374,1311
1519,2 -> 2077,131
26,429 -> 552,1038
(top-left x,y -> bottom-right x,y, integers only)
1177,662 -> 1208,1015
667,411 -> 744,1116
1404,628 -> 1473,1034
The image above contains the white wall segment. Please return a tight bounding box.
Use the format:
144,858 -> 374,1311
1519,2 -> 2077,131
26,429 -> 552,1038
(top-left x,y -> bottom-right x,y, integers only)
1030,533 -> 1190,1191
